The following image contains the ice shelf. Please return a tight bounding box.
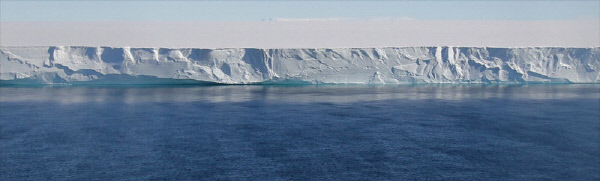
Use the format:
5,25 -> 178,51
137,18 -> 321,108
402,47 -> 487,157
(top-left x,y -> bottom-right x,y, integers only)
1,46 -> 598,84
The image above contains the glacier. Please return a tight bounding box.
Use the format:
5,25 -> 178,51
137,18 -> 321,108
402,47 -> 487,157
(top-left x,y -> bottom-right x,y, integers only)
1,46 -> 598,84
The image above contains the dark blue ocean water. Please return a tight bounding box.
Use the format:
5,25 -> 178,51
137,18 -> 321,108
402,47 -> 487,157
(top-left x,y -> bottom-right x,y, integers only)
1,84 -> 599,180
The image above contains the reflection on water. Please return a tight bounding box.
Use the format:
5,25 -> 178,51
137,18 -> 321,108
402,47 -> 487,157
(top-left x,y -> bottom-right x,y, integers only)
1,84 -> 599,104
1,84 -> 599,180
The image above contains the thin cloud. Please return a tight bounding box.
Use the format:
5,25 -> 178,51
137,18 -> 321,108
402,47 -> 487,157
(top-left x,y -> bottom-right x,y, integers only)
265,17 -> 415,22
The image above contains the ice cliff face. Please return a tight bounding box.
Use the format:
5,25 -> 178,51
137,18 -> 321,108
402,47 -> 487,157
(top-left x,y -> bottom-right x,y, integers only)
1,46 -> 598,84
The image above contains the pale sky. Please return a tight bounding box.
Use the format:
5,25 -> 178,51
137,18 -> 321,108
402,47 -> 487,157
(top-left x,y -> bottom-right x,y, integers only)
1,1 -> 598,48
1,1 -> 599,21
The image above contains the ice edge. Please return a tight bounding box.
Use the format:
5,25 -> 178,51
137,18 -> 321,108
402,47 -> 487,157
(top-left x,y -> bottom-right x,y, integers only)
1,46 -> 599,85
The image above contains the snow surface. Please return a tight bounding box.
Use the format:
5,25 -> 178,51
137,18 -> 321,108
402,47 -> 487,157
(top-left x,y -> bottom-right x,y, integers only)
1,46 -> 598,84
1,21 -> 598,48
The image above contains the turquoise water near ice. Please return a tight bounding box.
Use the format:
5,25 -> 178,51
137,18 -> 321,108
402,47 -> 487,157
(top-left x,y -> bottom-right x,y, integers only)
1,84 -> 599,180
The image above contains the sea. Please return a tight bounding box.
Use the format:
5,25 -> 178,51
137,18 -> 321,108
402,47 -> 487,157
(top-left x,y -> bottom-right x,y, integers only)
1,84 -> 599,180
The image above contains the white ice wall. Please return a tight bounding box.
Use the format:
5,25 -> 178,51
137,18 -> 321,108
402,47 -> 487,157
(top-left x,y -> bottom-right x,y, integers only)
1,46 -> 598,84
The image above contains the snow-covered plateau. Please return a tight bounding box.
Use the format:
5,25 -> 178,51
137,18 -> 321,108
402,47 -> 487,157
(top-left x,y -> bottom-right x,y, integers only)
1,46 -> 598,84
